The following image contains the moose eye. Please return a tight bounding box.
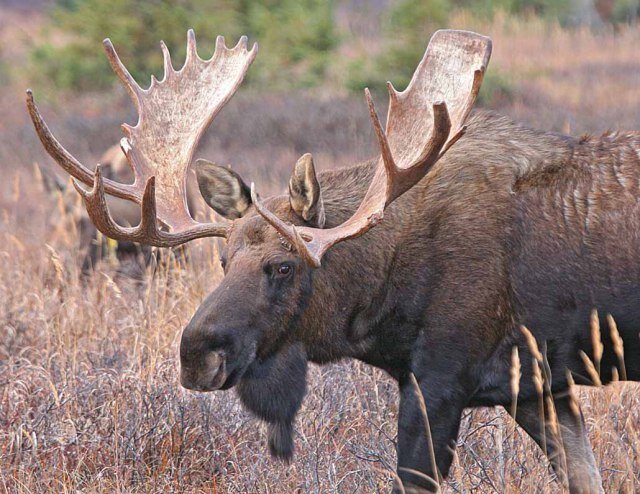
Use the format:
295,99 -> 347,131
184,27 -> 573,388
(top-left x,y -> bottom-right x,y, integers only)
220,258 -> 227,270
276,263 -> 292,277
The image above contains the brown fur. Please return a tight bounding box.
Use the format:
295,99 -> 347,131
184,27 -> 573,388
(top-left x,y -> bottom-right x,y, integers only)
180,110 -> 640,493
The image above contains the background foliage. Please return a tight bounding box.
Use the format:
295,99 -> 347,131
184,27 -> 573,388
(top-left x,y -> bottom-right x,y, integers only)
31,0 -> 337,91
29,0 -> 640,96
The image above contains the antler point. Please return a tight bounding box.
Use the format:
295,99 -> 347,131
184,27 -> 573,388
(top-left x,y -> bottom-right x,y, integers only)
121,123 -> 134,137
91,163 -> 106,196
72,177 -> 90,197
364,88 -> 376,111
250,182 -> 259,202
25,89 -> 35,108
186,29 -> 198,60
386,81 -> 399,102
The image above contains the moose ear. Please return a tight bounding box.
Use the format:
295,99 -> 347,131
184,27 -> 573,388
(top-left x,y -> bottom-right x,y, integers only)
195,159 -> 252,219
288,153 -> 325,228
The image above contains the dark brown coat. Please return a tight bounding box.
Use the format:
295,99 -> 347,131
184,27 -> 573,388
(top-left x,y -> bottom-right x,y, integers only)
180,110 -> 640,493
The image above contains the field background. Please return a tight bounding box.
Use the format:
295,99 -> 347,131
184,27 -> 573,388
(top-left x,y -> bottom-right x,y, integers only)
1,0 -> 639,492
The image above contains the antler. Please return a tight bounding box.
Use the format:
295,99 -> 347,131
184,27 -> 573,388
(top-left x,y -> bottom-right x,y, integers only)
27,30 -> 257,246
252,30 -> 491,267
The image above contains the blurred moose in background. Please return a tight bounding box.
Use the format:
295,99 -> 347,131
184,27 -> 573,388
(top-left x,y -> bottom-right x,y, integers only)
28,28 -> 640,494
37,143 -> 201,276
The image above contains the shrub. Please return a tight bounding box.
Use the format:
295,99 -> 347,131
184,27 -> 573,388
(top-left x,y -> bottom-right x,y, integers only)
244,0 -> 337,88
375,0 -> 450,92
477,68 -> 514,106
31,0 -> 337,92
346,0 -> 574,97
611,0 -> 640,23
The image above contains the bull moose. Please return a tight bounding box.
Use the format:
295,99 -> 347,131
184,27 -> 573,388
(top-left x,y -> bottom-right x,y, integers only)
38,144 -> 202,275
27,29 -> 640,493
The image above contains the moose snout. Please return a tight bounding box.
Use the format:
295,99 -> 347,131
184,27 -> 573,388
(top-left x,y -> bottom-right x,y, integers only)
180,280 -> 258,392
180,348 -> 227,392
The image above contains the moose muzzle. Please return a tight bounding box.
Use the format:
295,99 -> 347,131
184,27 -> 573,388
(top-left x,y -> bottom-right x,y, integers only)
180,349 -> 227,392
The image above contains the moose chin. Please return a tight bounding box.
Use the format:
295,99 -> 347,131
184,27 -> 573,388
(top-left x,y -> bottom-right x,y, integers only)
29,26 -> 640,494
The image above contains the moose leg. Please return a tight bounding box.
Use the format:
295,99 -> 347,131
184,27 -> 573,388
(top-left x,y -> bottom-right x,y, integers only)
393,375 -> 466,494
512,395 -> 604,494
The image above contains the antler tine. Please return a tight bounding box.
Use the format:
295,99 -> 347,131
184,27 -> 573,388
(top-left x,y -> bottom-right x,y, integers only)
186,29 -> 198,64
75,165 -> 228,246
365,88 -> 395,200
250,183 -> 316,262
72,164 -> 140,241
386,81 -> 399,104
119,137 -> 151,189
27,90 -> 94,186
419,102 -> 452,161
103,38 -> 142,111
26,90 -> 142,203
215,35 -> 226,53
235,35 -> 249,51
160,41 -> 174,79
253,30 -> 491,267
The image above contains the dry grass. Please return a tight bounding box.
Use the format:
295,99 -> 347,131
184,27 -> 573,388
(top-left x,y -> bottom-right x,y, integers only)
1,10 -> 640,494
471,12 -> 640,132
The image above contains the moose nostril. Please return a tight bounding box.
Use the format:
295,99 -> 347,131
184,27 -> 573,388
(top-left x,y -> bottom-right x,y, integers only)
180,349 -> 227,391
206,350 -> 225,374
207,351 -> 227,385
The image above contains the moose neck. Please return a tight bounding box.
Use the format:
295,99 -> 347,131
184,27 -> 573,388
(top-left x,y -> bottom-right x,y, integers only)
293,158 -> 412,372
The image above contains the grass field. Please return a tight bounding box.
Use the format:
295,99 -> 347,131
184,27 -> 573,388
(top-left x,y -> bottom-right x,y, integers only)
1,6 -> 640,493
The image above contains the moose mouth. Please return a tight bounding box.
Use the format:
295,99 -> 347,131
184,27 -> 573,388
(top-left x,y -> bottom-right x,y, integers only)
218,365 -> 246,390
180,350 -> 255,392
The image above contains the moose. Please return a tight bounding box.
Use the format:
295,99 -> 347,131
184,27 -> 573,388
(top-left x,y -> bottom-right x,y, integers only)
27,29 -> 640,493
37,145 -> 152,274
38,143 -> 201,275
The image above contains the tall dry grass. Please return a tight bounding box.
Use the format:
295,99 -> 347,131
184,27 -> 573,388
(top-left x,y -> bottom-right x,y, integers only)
479,13 -> 640,132
1,11 -> 640,494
